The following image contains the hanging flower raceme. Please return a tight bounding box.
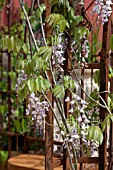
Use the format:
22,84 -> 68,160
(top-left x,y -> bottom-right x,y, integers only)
52,42 -> 65,82
26,93 -> 49,126
92,0 -> 113,24
63,94 -> 99,156
52,44 -> 65,66
16,70 -> 27,91
82,38 -> 90,59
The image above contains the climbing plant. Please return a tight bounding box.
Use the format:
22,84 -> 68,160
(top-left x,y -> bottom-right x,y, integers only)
0,0 -> 113,170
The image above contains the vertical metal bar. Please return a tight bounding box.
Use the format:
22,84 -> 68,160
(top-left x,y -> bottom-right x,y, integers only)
109,54 -> 113,169
108,16 -> 113,170
63,43 -> 72,170
99,20 -> 109,170
79,68 -> 84,170
7,0 -> 12,158
16,135 -> 18,152
43,1 -> 53,169
0,51 -> 3,149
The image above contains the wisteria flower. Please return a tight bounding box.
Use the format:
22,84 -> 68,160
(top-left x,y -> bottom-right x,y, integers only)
92,0 -> 113,24
93,5 -> 101,14
68,108 -> 74,113
26,93 -> 49,126
65,97 -> 70,102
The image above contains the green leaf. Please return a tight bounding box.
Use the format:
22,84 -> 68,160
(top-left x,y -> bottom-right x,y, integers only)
10,36 -> 14,51
50,0 -> 58,6
22,43 -> 29,54
93,127 -> 100,141
36,58 -> 48,70
87,126 -> 103,145
36,3 -> 46,18
14,110 -> 19,117
0,105 -> 7,116
8,72 -> 16,79
108,66 -> 113,78
35,77 -> 50,92
15,37 -> 23,53
53,85 -> 65,98
22,119 -> 27,133
64,75 -> 76,90
18,82 -> 28,103
110,34 -> 113,51
14,120 -> 21,132
38,46 -> 51,55
43,47 -> 52,62
87,126 -> 94,140
17,59 -> 25,70
35,77 -> 41,92
110,115 -> 113,122
101,122 -> 106,132
2,35 -> 9,50
43,79 -> 51,91
46,13 -> 68,32
0,151 -> 8,163
27,79 -> 35,92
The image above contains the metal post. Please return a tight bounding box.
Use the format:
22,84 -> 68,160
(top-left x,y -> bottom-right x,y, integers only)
108,14 -> 113,170
43,1 -> 53,169
99,20 -> 109,170
7,0 -> 12,158
63,40 -> 72,170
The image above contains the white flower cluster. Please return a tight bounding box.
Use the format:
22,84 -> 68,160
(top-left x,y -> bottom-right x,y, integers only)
62,95 -> 98,156
16,70 -> 27,91
92,0 -> 113,24
70,33 -> 90,62
70,41 -> 79,59
26,93 -> 49,126
52,44 -> 65,66
82,39 -> 90,59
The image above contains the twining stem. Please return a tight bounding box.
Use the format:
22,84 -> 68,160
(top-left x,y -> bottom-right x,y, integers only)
18,1 -> 78,169
18,0 -> 39,51
98,94 -> 111,114
37,0 -> 47,46
66,141 -> 75,170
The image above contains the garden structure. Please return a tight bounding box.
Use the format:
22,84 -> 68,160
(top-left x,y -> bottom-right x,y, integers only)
0,0 -> 113,170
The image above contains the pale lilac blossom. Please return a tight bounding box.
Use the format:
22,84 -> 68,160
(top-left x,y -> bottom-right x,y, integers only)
68,108 -> 74,113
26,93 -> 49,126
70,100 -> 75,105
65,97 -> 70,102
92,0 -> 112,24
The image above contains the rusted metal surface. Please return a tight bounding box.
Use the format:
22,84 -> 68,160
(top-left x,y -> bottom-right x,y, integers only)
0,131 -> 63,145
108,15 -> 113,170
26,136 -> 63,146
7,0 -> 12,158
99,20 -> 109,170
43,0 -> 53,169
0,91 -> 16,94
74,63 -> 100,69
63,43 -> 72,170
78,157 -> 99,164
84,0 -> 95,12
